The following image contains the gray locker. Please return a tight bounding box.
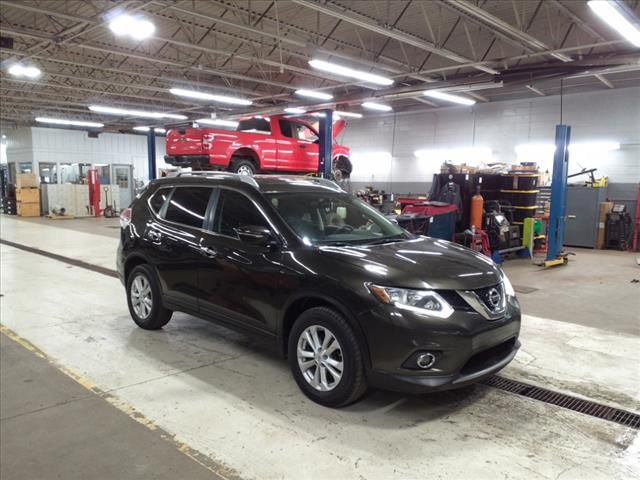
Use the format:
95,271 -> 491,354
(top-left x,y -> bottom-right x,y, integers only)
564,186 -> 609,248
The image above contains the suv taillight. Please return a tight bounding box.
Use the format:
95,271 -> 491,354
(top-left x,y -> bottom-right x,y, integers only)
120,207 -> 132,228
202,133 -> 215,149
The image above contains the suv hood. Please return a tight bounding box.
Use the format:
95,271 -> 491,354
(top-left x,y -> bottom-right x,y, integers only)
319,237 -> 502,290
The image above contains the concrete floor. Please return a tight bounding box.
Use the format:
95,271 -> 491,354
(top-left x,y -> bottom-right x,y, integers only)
1,215 -> 639,479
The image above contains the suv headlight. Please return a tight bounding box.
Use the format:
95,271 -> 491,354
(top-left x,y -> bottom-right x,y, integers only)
368,284 -> 454,319
501,270 -> 516,297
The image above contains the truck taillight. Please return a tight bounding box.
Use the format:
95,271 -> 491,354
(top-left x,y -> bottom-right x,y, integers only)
202,133 -> 215,149
120,207 -> 132,228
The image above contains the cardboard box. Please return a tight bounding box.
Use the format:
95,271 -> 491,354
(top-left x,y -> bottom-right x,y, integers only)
15,173 -> 38,188
17,202 -> 41,217
596,201 -> 614,249
16,187 -> 40,203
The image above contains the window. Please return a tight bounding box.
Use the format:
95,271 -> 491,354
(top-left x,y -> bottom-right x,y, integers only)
293,123 -> 318,142
149,188 -> 172,215
164,187 -> 212,228
213,189 -> 270,238
237,118 -> 271,134
279,120 -> 294,138
267,192 -> 405,245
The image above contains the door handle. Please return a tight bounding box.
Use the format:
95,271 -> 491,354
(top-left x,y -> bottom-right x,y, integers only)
299,144 -> 307,149
147,230 -> 162,242
567,215 -> 577,219
200,246 -> 218,257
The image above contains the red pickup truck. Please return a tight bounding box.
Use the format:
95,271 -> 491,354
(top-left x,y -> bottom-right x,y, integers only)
165,114 -> 351,177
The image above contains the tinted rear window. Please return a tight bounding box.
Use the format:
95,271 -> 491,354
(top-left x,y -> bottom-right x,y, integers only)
164,187 -> 212,229
237,118 -> 271,134
148,187 -> 172,215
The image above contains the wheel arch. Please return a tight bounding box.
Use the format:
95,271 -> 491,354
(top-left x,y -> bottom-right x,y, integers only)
279,293 -> 371,368
230,147 -> 260,169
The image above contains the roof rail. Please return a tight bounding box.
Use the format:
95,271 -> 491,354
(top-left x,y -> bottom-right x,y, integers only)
173,170 -> 260,189
276,175 -> 343,192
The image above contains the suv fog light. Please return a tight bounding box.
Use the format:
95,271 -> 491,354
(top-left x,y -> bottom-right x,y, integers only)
416,353 -> 436,369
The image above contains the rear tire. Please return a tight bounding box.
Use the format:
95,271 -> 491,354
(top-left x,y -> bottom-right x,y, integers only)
231,157 -> 257,175
288,307 -> 367,407
126,264 -> 172,330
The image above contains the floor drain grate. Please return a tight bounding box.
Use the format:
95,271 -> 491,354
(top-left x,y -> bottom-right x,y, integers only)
483,375 -> 640,429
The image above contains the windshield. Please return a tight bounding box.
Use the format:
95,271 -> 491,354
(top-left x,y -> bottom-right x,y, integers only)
267,191 -> 407,245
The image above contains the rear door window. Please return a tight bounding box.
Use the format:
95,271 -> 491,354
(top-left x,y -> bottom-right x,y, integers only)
148,187 -> 172,216
164,187 -> 213,229
212,189 -> 270,238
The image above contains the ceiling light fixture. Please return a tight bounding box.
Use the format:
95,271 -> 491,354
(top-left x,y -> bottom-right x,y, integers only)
196,118 -> 239,128
294,89 -> 333,100
8,64 -> 41,78
35,117 -> 104,128
588,1 -> 640,47
284,107 -> 307,114
334,111 -> 363,118
169,88 -> 252,106
309,59 -> 394,86
89,105 -> 187,120
133,126 -> 166,134
423,90 -> 476,106
362,102 -> 392,112
109,14 -> 155,40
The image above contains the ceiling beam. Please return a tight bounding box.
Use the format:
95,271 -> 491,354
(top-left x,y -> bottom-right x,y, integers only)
442,0 -> 573,62
290,0 -> 499,75
594,74 -> 614,89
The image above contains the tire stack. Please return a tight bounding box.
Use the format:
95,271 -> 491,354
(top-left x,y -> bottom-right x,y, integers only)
499,174 -> 539,233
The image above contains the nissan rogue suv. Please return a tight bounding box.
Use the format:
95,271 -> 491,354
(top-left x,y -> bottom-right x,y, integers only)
117,173 -> 521,407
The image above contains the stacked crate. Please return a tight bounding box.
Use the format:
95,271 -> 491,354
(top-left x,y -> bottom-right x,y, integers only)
15,174 -> 41,217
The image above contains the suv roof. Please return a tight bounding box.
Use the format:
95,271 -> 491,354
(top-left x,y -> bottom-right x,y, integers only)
154,172 -> 344,194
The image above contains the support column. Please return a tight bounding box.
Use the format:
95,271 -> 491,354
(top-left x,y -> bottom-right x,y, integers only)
147,129 -> 156,181
317,109 -> 333,179
546,124 -> 571,262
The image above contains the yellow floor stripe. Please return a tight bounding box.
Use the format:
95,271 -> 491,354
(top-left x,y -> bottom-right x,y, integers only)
0,324 -> 240,480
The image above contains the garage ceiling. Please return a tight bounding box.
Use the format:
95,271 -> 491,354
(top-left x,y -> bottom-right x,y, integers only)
1,0 -> 639,131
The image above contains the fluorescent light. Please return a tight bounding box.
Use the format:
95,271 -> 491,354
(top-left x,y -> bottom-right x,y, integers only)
196,118 -> 239,128
415,147 -> 493,163
35,117 -> 104,128
169,88 -> 252,106
309,59 -> 394,86
109,14 -> 155,40
424,90 -> 476,106
89,105 -> 187,120
294,89 -> 333,100
133,126 -> 166,134
362,102 -> 392,112
588,1 -> 640,47
334,111 -> 362,118
284,107 -> 306,114
8,64 -> 41,78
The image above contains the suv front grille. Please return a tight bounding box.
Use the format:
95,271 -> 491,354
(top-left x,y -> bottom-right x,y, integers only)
474,283 -> 505,314
456,283 -> 507,320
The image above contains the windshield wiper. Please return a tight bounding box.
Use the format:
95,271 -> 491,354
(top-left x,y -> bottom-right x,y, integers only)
364,236 -> 406,245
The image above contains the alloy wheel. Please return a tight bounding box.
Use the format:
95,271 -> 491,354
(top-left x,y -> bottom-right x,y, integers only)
297,325 -> 344,392
130,274 -> 152,319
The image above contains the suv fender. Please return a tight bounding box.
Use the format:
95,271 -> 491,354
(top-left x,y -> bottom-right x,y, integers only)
278,291 -> 372,369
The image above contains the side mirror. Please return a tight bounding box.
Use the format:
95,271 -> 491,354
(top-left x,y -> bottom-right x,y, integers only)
235,225 -> 278,247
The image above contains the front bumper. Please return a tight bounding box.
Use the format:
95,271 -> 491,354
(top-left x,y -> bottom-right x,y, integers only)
359,297 -> 521,394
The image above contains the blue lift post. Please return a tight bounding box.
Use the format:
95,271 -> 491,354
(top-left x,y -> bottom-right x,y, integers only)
545,124 -> 571,267
317,109 -> 333,178
147,128 -> 157,181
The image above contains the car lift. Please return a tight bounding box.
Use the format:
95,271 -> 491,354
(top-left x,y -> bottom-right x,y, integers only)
545,124 -> 572,268
317,109 -> 334,178
147,129 -> 157,180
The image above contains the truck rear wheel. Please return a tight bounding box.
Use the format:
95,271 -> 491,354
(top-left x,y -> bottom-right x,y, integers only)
231,157 -> 256,176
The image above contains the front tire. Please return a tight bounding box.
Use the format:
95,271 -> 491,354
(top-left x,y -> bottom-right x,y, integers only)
288,307 -> 367,407
126,264 -> 172,330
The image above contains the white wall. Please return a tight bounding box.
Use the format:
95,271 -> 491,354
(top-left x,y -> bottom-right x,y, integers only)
4,127 -> 167,183
339,86 -> 640,185
4,128 -> 34,166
